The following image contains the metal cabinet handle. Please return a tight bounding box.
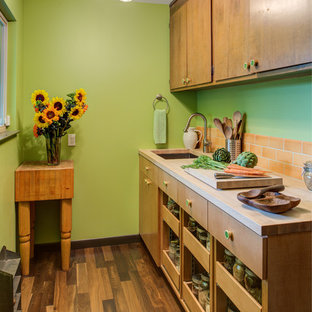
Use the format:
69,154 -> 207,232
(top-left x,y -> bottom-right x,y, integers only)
144,179 -> 151,185
145,166 -> 150,171
186,77 -> 191,84
163,181 -> 168,187
243,62 -> 250,70
225,230 -> 233,240
250,59 -> 259,67
182,78 -> 186,85
186,199 -> 192,207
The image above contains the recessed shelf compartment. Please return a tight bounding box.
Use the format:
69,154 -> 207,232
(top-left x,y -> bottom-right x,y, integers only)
215,261 -> 262,312
162,250 -> 180,291
183,227 -> 210,274
182,281 -> 206,312
163,205 -> 180,237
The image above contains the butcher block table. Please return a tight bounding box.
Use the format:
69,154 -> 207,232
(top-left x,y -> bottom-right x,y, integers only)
15,161 -> 74,275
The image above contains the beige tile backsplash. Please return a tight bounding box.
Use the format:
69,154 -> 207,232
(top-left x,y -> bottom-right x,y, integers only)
197,126 -> 312,180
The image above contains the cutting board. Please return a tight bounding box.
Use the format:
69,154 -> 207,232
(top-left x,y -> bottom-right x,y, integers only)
184,168 -> 283,190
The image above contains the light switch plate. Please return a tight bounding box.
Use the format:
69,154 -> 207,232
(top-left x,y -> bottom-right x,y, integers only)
68,134 -> 76,146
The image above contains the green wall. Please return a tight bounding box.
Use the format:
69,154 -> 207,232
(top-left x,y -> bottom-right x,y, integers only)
197,76 -> 312,142
0,0 -> 23,251
22,0 -> 196,243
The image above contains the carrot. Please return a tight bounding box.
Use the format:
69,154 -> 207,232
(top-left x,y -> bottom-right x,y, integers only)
224,168 -> 267,176
227,164 -> 270,173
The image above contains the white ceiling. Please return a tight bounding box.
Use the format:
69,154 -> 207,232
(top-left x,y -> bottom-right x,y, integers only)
134,0 -> 171,4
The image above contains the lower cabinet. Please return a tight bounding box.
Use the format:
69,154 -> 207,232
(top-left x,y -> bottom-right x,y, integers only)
139,161 -> 160,266
139,155 -> 311,312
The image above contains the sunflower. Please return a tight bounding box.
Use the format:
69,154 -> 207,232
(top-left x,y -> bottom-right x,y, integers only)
74,88 -> 86,105
42,105 -> 59,124
51,97 -> 67,116
70,106 -> 84,120
34,112 -> 49,128
31,90 -> 49,106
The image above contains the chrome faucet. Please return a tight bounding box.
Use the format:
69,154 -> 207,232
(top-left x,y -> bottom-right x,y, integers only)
184,113 -> 210,153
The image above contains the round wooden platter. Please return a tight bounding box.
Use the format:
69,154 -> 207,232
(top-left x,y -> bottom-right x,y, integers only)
237,191 -> 301,214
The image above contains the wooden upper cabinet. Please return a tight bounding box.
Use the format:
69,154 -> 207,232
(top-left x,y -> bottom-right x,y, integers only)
249,0 -> 312,73
214,0 -> 312,81
170,0 -> 187,90
170,0 -> 212,90
213,0 -> 251,81
186,0 -> 212,87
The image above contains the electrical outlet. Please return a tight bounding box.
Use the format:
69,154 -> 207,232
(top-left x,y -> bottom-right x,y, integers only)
68,134 -> 76,146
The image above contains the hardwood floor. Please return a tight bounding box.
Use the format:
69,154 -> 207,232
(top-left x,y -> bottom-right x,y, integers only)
22,242 -> 183,312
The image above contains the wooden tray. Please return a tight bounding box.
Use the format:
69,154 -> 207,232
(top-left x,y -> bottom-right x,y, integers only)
184,168 -> 283,190
237,191 -> 301,214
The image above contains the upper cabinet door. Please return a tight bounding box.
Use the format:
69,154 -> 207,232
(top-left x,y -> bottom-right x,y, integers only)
170,0 -> 187,90
213,0 -> 251,81
186,0 -> 212,86
249,0 -> 312,72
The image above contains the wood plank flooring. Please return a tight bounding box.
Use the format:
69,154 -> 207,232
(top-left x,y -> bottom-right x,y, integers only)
22,242 -> 183,312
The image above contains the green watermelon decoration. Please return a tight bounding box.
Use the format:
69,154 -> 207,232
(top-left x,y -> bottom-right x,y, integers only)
213,148 -> 231,163
233,151 -> 258,168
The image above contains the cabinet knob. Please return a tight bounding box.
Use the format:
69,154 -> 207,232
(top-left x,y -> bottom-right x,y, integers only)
225,230 -> 233,240
144,179 -> 151,185
182,78 -> 186,85
163,181 -> 168,187
186,199 -> 192,207
243,62 -> 250,70
250,59 -> 259,67
186,77 -> 191,84
145,166 -> 150,171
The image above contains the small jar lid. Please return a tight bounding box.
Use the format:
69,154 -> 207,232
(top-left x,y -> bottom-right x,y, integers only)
201,272 -> 210,282
224,249 -> 234,257
192,274 -> 202,284
245,268 -> 256,277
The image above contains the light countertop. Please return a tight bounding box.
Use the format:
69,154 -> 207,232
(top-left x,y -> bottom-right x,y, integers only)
139,148 -> 312,236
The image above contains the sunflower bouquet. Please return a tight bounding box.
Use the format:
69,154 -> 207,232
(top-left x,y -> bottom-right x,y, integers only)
32,88 -> 88,165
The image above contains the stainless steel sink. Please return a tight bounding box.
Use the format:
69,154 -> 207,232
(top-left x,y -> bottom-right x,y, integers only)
156,152 -> 198,160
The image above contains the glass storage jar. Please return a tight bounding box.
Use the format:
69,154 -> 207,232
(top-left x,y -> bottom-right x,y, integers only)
206,233 -> 210,252
233,258 -> 245,285
191,274 -> 202,299
188,217 -> 197,235
198,281 -> 209,309
167,198 -> 177,212
244,268 -> 262,303
196,226 -> 206,239
303,161 -> 312,191
199,233 -> 208,246
169,240 -> 178,262
201,272 -> 209,283
224,249 -> 235,274
173,207 -> 180,219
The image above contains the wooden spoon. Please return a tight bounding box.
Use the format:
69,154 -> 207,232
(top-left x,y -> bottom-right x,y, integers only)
214,118 -> 225,137
239,184 -> 285,199
234,119 -> 242,140
238,113 -> 246,140
226,118 -> 233,128
224,126 -> 233,139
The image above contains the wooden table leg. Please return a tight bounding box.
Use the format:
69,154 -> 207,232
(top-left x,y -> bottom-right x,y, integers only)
60,199 -> 72,271
30,202 -> 36,259
18,202 -> 31,276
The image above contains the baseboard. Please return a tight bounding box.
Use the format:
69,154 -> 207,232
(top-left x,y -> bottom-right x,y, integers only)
34,234 -> 141,252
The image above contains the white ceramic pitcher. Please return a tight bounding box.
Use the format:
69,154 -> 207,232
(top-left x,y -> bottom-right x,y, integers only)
183,127 -> 202,149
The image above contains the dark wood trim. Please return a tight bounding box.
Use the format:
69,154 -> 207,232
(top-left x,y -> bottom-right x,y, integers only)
34,235 -> 141,252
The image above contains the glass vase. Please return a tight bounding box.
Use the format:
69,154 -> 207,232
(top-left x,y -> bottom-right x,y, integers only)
46,135 -> 61,165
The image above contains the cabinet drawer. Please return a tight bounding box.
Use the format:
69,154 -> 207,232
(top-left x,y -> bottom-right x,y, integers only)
162,250 -> 180,291
182,282 -> 205,312
139,156 -> 157,181
158,170 -> 178,201
208,203 -> 266,279
162,205 -> 180,237
216,262 -> 262,312
178,183 -> 208,229
183,227 -> 210,274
